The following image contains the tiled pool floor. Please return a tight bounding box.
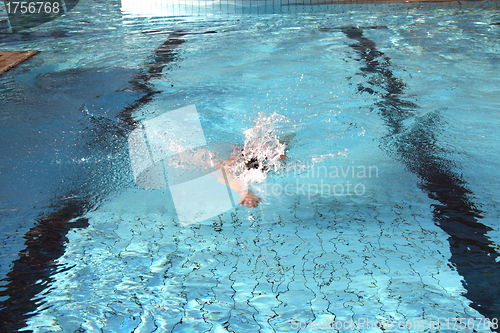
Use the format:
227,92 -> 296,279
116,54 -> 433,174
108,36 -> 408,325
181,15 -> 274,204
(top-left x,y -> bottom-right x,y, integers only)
24,169 -> 488,332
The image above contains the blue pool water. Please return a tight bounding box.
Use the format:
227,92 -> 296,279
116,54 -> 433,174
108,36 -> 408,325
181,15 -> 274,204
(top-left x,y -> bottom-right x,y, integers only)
1,0 -> 500,331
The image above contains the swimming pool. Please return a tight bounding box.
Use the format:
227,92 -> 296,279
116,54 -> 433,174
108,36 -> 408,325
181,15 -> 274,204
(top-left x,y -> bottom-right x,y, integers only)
1,0 -> 500,331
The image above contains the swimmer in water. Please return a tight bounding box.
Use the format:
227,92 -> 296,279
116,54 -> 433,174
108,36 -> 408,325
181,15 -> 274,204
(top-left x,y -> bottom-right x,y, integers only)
216,141 -> 289,209
166,135 -> 291,210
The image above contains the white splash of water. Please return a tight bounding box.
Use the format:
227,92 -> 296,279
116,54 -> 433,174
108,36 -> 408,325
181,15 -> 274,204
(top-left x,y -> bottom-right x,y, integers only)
228,113 -> 287,184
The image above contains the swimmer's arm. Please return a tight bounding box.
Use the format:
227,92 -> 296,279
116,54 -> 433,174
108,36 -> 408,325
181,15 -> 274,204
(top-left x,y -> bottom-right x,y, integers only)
225,169 -> 261,208
214,166 -> 261,208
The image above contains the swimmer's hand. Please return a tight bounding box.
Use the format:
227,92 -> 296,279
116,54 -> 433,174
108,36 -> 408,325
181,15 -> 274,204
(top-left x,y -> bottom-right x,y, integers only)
240,190 -> 261,208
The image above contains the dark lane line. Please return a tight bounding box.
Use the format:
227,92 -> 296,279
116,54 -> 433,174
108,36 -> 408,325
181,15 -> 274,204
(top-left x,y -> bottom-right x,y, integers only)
119,31 -> 186,126
0,32 -> 186,332
338,26 -> 500,322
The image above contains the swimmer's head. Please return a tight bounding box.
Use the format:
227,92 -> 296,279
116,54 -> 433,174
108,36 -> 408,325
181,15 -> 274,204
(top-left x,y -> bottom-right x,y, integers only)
244,154 -> 287,171
245,157 -> 260,170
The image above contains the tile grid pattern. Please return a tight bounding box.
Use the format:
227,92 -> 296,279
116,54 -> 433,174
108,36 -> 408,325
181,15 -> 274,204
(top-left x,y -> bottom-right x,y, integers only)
25,188 -> 486,332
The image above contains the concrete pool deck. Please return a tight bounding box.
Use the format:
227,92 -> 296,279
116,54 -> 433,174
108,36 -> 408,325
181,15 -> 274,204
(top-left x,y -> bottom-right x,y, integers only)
0,51 -> 40,75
